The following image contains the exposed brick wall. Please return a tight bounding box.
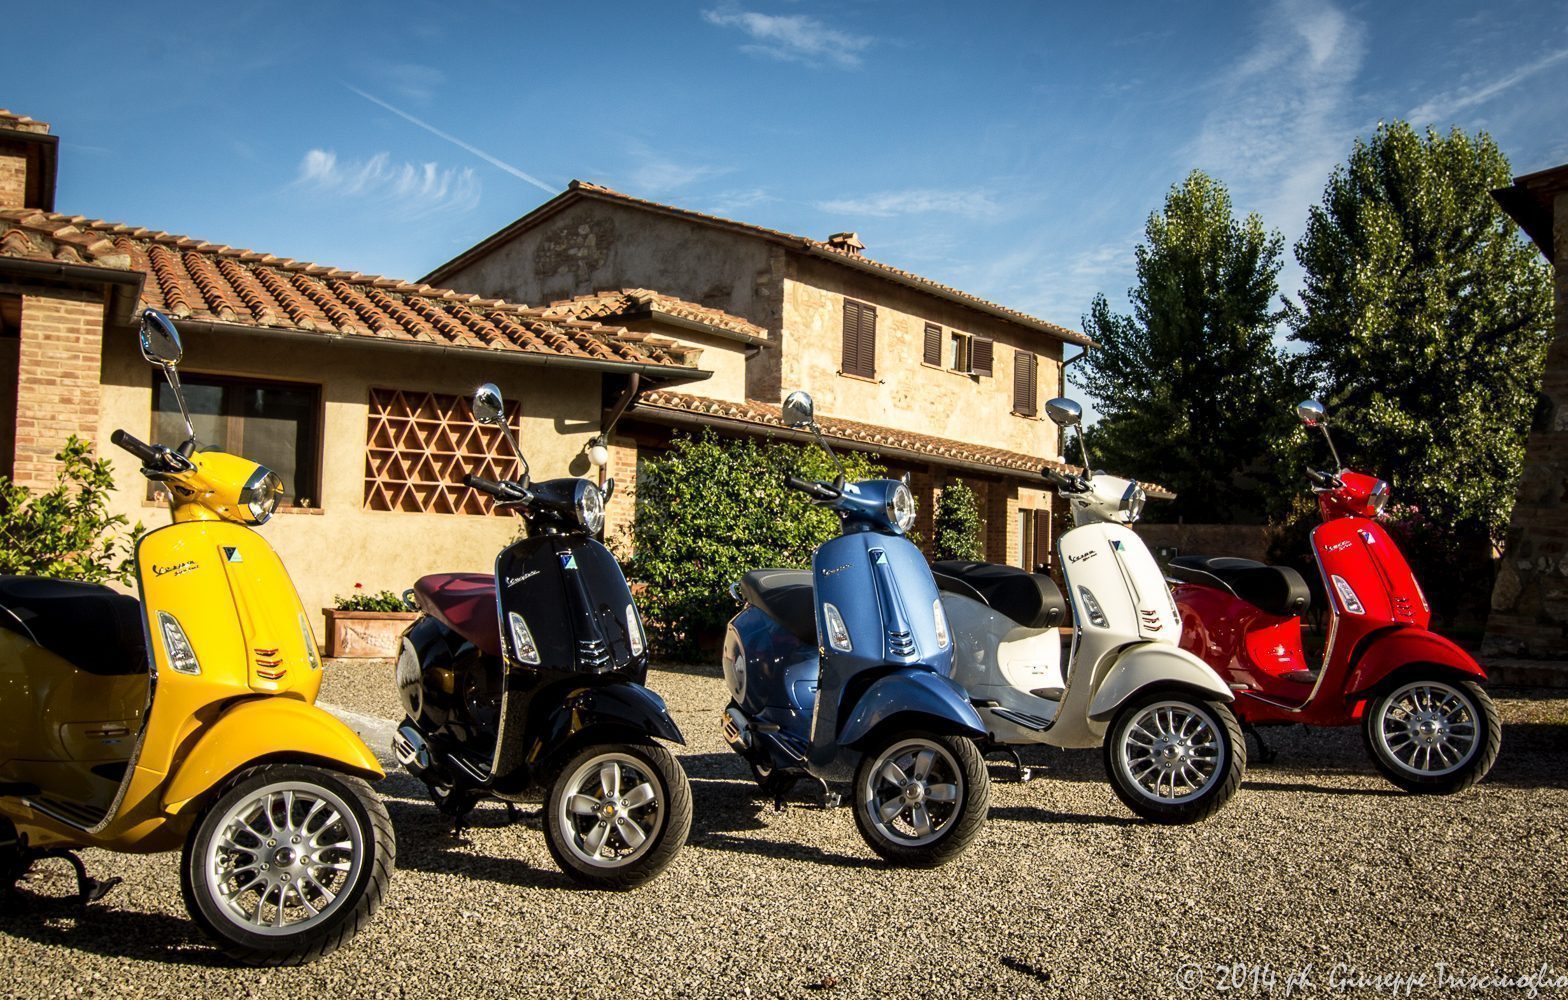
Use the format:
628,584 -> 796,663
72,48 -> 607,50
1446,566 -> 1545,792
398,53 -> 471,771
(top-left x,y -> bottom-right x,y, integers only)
0,147 -> 27,209
982,480 -> 1018,566
602,433 -> 639,558
13,290 -> 105,488
1132,523 -> 1274,564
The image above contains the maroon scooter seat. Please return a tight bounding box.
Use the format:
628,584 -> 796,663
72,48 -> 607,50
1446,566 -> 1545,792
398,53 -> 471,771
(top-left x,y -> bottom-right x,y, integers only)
412,573 -> 502,657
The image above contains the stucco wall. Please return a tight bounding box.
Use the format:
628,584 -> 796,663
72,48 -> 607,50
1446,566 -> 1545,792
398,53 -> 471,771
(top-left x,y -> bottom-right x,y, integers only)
621,317 -> 751,402
780,256 -> 1064,461
97,325 -> 603,633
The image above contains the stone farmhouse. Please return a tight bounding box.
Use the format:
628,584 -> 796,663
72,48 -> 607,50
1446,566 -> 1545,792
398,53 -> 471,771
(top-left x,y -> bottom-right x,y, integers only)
0,108 -> 1094,633
424,181 -> 1106,566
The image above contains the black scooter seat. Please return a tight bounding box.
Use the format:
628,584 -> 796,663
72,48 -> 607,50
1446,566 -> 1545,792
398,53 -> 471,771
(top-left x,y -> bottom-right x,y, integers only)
933,561 -> 1066,630
413,573 -> 503,657
0,576 -> 146,675
1168,556 -> 1311,619
738,569 -> 817,645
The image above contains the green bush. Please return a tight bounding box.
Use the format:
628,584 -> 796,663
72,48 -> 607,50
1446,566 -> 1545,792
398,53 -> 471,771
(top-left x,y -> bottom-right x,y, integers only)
0,436 -> 142,585
333,585 -> 415,612
630,430 -> 883,660
932,479 -> 985,562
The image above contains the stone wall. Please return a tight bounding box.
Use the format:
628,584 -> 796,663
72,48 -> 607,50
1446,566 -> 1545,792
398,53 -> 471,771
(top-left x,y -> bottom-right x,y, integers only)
1132,522 -> 1274,564
1486,188 -> 1568,658
14,289 -> 104,487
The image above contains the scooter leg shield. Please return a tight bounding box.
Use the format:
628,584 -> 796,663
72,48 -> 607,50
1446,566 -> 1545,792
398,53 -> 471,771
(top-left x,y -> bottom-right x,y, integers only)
1087,644 -> 1235,723
161,698 -> 384,818
837,669 -> 987,750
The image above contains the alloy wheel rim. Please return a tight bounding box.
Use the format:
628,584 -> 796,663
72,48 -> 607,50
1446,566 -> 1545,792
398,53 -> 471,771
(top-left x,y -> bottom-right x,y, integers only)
1375,681 -> 1479,776
556,753 -> 665,868
1117,701 -> 1224,803
202,780 -> 364,936
862,738 -> 964,847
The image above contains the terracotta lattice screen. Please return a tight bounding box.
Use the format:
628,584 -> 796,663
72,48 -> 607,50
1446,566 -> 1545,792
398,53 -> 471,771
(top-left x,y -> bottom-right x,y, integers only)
364,388 -> 523,514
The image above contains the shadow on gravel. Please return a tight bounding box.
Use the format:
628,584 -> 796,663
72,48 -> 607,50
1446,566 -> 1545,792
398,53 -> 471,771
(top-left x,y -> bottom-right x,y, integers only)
382,799 -> 586,891
695,832 -> 879,869
986,804 -> 1140,827
1242,780 -> 1400,797
0,883 -> 226,966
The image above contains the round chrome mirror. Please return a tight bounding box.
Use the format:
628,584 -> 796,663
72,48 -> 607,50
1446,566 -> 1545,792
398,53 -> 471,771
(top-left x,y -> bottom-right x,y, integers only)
782,390 -> 815,429
472,383 -> 506,425
1044,397 -> 1082,428
1297,399 -> 1326,426
139,309 -> 183,367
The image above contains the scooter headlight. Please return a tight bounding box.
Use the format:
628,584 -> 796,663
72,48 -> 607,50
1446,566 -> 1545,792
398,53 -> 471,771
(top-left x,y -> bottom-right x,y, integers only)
887,482 -> 916,534
508,611 -> 542,664
1122,484 -> 1147,524
576,481 -> 605,535
240,466 -> 284,525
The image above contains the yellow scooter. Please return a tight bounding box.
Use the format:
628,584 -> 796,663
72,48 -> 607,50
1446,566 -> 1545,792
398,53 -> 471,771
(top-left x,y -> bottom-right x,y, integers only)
0,309 -> 394,965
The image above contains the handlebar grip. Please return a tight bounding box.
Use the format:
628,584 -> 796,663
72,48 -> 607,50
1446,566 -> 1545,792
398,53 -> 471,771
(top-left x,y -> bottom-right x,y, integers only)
463,473 -> 505,497
110,429 -> 159,465
784,474 -> 840,501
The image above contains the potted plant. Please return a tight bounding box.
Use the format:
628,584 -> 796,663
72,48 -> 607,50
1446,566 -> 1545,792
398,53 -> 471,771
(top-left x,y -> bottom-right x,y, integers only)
323,584 -> 419,658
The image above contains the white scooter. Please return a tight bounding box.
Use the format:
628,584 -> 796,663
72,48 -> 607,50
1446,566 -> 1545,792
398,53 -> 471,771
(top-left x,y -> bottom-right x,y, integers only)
940,397 -> 1246,823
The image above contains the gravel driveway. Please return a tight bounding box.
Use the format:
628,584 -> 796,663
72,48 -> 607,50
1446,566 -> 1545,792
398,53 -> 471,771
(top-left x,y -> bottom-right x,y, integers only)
3,661 -> 1565,998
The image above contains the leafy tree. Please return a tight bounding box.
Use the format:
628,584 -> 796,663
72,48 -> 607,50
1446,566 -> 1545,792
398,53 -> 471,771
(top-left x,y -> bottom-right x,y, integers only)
1292,122 -> 1552,621
629,431 -> 883,660
1075,170 -> 1303,522
0,437 -> 143,584
933,479 -> 984,561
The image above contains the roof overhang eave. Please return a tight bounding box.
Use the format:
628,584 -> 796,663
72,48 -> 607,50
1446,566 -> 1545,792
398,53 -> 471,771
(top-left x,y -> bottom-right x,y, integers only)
0,255 -> 142,324
153,317 -> 714,387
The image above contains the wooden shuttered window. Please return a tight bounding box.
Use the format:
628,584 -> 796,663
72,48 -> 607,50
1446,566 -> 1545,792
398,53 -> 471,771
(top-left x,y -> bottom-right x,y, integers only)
842,299 -> 877,378
923,323 -> 942,366
972,336 -> 994,377
1013,349 -> 1038,416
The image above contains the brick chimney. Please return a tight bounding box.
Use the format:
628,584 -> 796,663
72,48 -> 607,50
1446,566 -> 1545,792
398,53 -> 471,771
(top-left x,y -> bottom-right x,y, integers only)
0,110 -> 58,211
826,231 -> 865,256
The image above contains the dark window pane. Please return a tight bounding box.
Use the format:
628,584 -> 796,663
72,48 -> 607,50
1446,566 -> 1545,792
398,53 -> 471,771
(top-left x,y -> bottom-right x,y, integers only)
150,374 -> 320,506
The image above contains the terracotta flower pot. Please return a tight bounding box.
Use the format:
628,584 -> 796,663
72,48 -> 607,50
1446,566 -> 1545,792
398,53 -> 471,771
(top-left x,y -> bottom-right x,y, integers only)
323,608 -> 420,659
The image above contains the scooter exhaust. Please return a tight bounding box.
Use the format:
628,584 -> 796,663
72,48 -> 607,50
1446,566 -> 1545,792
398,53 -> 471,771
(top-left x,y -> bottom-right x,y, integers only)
722,706 -> 753,752
392,723 -> 434,777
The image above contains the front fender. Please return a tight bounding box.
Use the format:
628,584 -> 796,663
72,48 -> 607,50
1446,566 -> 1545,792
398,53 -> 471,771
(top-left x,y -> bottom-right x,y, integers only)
1088,643 -> 1234,722
1345,628 -> 1486,698
838,668 -> 986,749
535,681 -> 685,755
162,697 -> 384,817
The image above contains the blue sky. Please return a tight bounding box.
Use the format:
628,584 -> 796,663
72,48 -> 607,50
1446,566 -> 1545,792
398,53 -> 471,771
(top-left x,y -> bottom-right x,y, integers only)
8,0 -> 1567,336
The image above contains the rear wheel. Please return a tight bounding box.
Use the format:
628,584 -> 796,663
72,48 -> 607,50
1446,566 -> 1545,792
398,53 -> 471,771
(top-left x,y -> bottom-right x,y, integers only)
1104,692 -> 1245,824
544,742 -> 691,890
852,731 -> 989,868
180,764 -> 394,966
1362,678 -> 1500,794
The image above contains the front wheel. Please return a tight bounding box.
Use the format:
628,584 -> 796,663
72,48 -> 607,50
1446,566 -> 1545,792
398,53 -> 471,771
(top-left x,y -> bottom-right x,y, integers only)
852,731 -> 989,868
1104,691 -> 1245,824
545,742 -> 692,890
180,763 -> 394,966
1362,677 -> 1500,794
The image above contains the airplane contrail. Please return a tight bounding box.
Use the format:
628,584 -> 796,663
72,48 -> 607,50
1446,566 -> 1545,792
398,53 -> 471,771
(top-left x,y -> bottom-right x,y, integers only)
346,84 -> 557,194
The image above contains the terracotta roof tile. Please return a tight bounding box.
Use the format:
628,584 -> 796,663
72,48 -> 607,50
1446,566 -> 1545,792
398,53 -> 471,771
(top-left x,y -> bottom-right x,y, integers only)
0,209 -> 700,374
0,110 -> 50,135
544,288 -> 768,341
561,183 -> 1091,346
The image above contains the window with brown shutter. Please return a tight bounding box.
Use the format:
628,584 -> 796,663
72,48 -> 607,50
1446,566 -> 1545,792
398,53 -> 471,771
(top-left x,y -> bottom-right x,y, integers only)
952,332 -> 972,373
842,299 -> 877,378
1013,349 -> 1038,416
972,336 -> 994,377
923,323 -> 942,366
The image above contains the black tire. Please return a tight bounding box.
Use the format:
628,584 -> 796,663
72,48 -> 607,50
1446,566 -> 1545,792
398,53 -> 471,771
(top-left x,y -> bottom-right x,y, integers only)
179,763 -> 394,966
543,742 -> 691,890
1362,677 -> 1500,794
1103,691 -> 1245,824
852,731 -> 989,868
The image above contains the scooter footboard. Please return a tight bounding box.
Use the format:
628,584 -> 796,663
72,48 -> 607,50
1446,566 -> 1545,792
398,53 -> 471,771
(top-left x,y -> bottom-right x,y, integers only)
1086,644 -> 1235,723
837,668 -> 987,750
532,680 -> 685,763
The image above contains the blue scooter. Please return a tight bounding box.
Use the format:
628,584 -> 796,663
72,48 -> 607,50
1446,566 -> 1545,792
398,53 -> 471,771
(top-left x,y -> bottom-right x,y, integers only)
720,391 -> 991,867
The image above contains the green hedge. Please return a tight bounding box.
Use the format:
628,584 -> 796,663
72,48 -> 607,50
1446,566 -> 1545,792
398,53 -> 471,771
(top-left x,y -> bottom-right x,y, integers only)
0,437 -> 142,585
933,478 -> 984,562
629,431 -> 882,660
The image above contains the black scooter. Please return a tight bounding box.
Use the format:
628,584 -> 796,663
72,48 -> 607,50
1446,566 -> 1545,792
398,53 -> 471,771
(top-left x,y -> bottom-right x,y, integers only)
394,382 -> 691,889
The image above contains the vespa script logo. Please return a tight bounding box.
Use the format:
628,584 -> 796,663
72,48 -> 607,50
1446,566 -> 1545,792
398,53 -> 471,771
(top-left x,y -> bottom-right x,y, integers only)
1066,549 -> 1098,564
505,569 -> 541,588
820,564 -> 852,577
153,560 -> 198,577
1324,540 -> 1353,553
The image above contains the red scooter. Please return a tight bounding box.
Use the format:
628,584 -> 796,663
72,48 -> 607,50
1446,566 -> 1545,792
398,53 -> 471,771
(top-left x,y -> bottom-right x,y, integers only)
1167,399 -> 1501,794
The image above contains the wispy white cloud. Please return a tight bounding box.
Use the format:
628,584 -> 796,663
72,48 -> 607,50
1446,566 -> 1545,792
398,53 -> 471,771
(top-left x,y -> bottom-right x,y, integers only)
294,149 -> 481,216
622,142 -> 733,194
377,63 -> 446,105
345,84 -> 556,193
1407,45 -> 1568,124
816,188 -> 1001,219
701,7 -> 873,69
1188,0 -> 1366,247
702,187 -> 777,217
